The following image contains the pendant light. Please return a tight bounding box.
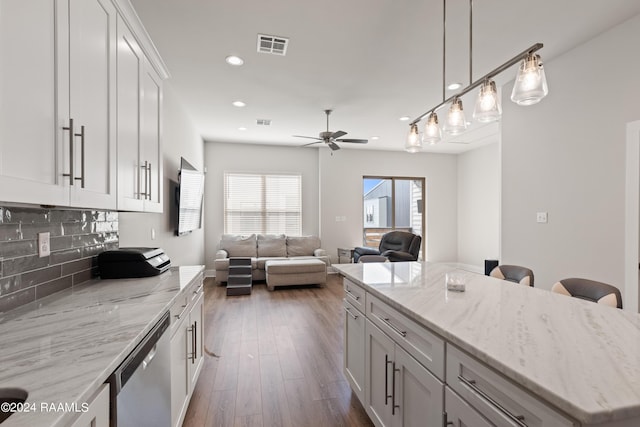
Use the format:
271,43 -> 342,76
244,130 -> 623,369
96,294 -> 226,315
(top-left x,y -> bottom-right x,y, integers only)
405,123 -> 422,153
445,97 -> 467,135
473,79 -> 501,122
406,0 -> 548,148
423,112 -> 441,144
511,53 -> 548,105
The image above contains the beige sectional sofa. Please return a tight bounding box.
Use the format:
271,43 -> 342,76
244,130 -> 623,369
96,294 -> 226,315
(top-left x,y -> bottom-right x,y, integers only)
214,234 -> 330,284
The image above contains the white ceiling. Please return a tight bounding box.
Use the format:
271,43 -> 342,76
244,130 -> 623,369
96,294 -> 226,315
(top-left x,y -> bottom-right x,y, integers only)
130,0 -> 640,153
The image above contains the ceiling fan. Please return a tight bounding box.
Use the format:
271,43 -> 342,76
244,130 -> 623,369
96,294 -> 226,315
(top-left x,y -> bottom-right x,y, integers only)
293,109 -> 368,151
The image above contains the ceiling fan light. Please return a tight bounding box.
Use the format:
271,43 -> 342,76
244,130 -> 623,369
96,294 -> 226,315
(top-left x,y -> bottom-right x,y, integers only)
405,123 -> 422,153
511,53 -> 548,106
473,79 -> 502,123
445,98 -> 467,135
423,112 -> 442,144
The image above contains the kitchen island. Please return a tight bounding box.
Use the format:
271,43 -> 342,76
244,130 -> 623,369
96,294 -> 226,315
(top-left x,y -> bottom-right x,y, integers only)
334,262 -> 640,426
0,265 -> 204,427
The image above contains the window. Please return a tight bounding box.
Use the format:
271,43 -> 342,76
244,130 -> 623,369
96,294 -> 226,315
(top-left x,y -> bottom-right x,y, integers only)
363,176 -> 425,259
224,172 -> 302,235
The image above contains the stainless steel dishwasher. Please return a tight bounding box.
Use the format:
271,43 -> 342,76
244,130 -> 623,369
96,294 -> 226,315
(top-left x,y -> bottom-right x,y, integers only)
109,311 -> 171,427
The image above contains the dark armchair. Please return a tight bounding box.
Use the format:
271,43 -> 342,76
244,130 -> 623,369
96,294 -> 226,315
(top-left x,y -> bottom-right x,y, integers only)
353,231 -> 422,263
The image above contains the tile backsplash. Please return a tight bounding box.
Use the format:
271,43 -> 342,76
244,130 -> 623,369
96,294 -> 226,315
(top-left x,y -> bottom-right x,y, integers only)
0,206 -> 118,313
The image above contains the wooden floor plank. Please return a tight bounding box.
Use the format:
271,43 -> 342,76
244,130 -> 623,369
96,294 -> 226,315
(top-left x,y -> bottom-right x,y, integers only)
182,275 -> 373,427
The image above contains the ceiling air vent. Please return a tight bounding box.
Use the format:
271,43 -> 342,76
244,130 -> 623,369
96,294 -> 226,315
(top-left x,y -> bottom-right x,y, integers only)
256,119 -> 272,126
257,34 -> 289,56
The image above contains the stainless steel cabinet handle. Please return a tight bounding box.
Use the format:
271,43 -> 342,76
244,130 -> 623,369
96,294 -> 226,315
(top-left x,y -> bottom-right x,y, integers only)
147,162 -> 152,200
458,375 -> 528,427
175,304 -> 189,320
344,306 -> 358,320
373,313 -> 407,338
392,362 -> 400,415
63,118 -> 74,185
345,288 -> 360,300
74,125 -> 85,188
193,320 -> 198,364
140,160 -> 149,199
385,354 -> 392,405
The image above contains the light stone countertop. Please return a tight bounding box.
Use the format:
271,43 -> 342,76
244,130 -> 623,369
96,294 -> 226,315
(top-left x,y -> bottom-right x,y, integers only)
0,265 -> 204,427
334,261 -> 640,425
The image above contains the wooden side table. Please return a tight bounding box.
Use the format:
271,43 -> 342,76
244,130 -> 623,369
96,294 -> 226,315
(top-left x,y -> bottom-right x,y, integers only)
227,257 -> 252,296
337,247 -> 354,264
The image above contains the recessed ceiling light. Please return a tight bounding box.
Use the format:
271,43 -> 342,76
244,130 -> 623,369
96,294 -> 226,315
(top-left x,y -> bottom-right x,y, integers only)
225,55 -> 244,66
371,136 -> 380,140
232,101 -> 246,107
399,116 -> 410,121
447,82 -> 462,90
238,127 -> 247,131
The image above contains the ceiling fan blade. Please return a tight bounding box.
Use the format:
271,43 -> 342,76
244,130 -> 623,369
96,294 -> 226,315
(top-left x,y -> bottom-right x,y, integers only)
328,141 -> 341,151
336,138 -> 368,144
300,141 -> 322,147
293,135 -> 322,140
331,130 -> 347,139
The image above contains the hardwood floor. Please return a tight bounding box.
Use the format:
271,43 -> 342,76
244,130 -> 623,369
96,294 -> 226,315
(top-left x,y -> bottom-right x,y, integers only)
182,274 -> 373,427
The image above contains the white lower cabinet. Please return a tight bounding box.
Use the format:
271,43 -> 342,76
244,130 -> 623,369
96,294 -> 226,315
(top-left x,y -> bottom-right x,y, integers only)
170,279 -> 204,427
68,383 -> 110,427
365,320 -> 443,427
344,298 -> 366,402
445,386 -> 493,427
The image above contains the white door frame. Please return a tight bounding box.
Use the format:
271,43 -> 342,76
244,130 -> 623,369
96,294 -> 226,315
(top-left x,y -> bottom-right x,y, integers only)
624,120 -> 640,313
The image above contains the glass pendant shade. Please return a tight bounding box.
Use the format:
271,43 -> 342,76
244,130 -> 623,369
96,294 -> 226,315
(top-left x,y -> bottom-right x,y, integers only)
511,53 -> 548,106
473,79 -> 501,122
423,112 -> 441,144
405,123 -> 422,153
445,98 -> 467,135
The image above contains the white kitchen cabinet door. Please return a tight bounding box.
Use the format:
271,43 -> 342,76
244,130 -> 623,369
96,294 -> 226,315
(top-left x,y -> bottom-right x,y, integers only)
445,386 -> 494,427
188,289 -> 204,390
140,63 -> 163,212
366,320 -> 396,427
69,383 -> 110,427
116,15 -> 144,212
170,313 -> 190,427
344,299 -> 366,403
0,0 -> 68,206
392,345 -> 443,427
66,0 -> 117,209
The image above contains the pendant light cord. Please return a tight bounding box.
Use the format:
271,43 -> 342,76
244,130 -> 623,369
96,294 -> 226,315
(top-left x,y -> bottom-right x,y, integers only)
442,0 -> 446,104
469,0 -> 473,85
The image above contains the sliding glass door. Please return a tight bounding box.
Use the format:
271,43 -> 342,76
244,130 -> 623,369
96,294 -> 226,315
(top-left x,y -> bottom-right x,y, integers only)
363,176 -> 425,260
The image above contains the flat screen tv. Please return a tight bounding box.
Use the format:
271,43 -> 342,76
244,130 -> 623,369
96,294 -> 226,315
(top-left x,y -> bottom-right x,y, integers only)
176,157 -> 205,236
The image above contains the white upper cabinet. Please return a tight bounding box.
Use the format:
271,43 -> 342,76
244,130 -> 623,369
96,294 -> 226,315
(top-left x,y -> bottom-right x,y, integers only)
0,0 -> 166,211
116,16 -> 163,213
0,0 -> 68,206
64,0 -> 118,209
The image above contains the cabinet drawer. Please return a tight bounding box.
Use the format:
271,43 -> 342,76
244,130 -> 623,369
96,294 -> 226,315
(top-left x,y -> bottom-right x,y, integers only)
344,278 -> 365,313
447,345 -> 576,427
445,386 -> 492,427
366,293 -> 445,380
170,294 -> 189,336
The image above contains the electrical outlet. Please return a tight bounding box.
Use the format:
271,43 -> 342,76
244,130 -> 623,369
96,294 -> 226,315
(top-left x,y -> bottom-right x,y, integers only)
536,212 -> 548,223
38,232 -> 51,257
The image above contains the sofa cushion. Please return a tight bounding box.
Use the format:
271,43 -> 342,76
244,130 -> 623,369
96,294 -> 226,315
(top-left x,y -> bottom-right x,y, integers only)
220,234 -> 257,257
257,234 -> 287,257
256,256 -> 287,270
214,257 -> 258,272
286,236 -> 321,257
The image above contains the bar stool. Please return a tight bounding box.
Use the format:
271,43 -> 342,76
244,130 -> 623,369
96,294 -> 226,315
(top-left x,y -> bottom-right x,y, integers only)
551,278 -> 622,308
489,265 -> 534,286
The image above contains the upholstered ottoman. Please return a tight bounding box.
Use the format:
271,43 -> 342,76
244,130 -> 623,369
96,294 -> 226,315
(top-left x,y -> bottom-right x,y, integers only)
265,259 -> 327,291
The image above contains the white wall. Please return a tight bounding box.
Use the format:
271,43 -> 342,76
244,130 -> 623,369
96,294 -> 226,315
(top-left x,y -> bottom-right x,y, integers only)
204,142 -> 319,272
319,148 -> 458,264
119,84 -> 205,266
457,142 -> 500,268
501,14 -> 640,294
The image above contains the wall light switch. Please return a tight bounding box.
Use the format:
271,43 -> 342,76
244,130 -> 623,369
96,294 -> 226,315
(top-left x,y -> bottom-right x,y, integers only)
38,232 -> 51,257
536,212 -> 548,223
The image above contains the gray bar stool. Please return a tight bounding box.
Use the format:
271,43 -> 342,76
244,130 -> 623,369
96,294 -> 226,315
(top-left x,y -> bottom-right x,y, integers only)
551,278 -> 622,308
489,265 -> 534,286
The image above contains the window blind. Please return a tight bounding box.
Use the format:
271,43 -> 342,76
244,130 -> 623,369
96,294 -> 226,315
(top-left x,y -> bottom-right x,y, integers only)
224,173 -> 302,235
